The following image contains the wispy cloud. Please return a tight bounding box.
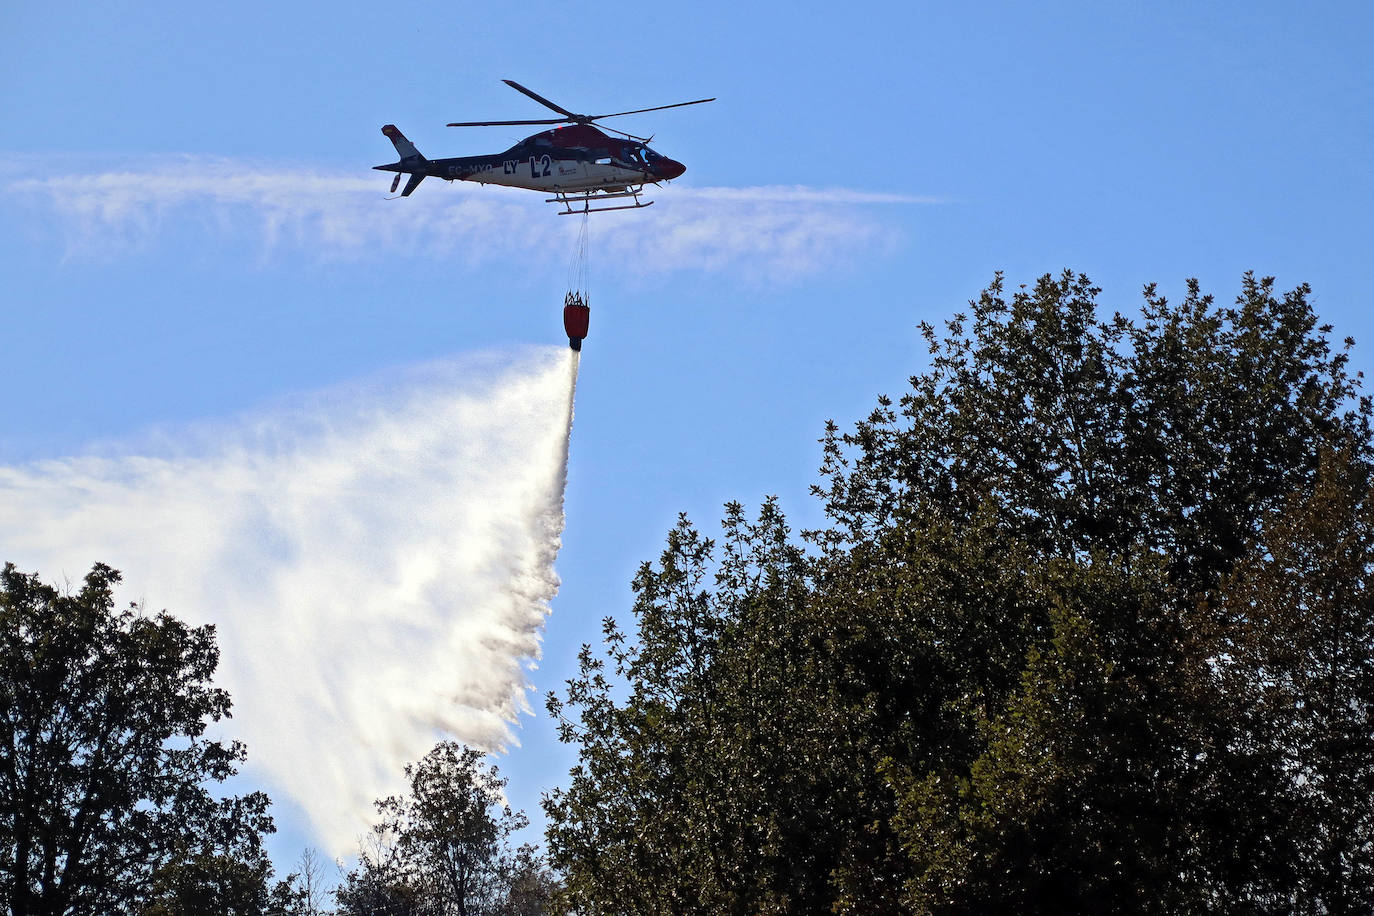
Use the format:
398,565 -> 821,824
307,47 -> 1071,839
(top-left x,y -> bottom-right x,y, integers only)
0,347 -> 578,856
4,157 -> 933,280
683,186 -> 941,204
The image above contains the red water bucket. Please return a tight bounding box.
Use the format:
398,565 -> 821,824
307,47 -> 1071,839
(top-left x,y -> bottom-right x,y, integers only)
564,302 -> 590,351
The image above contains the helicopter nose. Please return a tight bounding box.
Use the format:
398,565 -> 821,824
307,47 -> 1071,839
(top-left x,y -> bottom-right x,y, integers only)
657,158 -> 686,180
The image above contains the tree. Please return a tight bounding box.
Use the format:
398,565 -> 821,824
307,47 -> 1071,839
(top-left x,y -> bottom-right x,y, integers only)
545,272 -> 1374,913
141,845 -> 305,916
546,500 -> 878,914
1206,446 -> 1374,911
291,847 -> 328,916
0,562 -> 281,916
819,272 -> 1371,912
337,742 -> 544,916
335,828 -> 429,916
490,845 -> 562,916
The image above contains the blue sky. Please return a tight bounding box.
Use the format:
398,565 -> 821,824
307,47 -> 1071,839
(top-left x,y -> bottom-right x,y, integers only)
3,0 -> 1373,873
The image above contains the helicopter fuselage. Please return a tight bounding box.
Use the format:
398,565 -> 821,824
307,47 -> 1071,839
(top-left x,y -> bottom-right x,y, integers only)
374,123 -> 686,196
421,152 -> 652,193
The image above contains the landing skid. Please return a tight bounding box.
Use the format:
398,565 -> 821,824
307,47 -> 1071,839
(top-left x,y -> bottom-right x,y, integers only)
547,187 -> 654,215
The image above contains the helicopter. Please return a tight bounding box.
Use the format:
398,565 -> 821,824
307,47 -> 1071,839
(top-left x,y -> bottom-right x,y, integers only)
374,80 -> 714,214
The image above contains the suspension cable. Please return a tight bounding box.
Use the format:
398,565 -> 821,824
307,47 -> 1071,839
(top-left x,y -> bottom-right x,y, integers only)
565,210 -> 590,299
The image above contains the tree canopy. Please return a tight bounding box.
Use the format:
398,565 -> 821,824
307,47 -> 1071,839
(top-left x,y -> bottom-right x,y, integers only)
544,272 -> 1374,914
0,562 -> 284,916
338,741 -> 560,916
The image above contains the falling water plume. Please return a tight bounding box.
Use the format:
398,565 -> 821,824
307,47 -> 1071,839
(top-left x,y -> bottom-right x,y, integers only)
0,345 -> 581,855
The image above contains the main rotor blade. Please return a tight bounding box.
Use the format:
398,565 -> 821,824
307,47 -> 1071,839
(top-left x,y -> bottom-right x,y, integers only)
596,124 -> 652,143
446,118 -> 569,127
590,98 -> 716,120
503,79 -> 580,118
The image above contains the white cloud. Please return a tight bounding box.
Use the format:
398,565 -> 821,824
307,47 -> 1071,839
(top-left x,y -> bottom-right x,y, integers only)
5,158 -> 931,280
0,347 -> 578,856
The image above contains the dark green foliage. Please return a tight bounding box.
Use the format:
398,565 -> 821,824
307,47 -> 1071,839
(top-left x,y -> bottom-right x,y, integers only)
489,845 -> 563,916
817,271 -> 1371,913
1204,447 -> 1374,911
546,272 -> 1374,913
337,742 -> 561,916
546,501 -> 839,914
0,562 -> 281,916
142,849 -> 304,916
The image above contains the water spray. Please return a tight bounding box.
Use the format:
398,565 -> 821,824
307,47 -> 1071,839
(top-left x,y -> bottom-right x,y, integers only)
0,346 -> 582,855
